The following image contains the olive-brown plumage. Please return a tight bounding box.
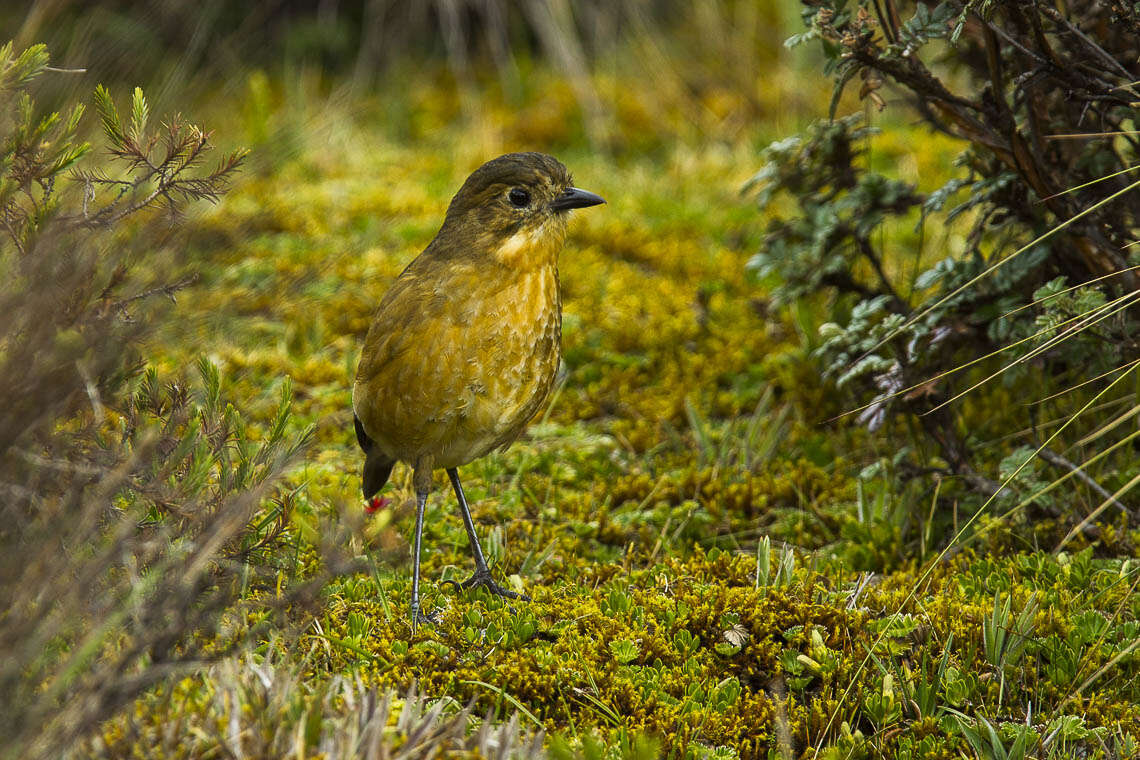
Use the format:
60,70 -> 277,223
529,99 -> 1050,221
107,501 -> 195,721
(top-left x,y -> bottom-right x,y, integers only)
352,152 -> 603,628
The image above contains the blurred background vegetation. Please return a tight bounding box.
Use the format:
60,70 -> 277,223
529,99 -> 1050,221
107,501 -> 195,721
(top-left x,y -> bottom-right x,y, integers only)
5,0 -> 810,146
3,1 -> 1140,758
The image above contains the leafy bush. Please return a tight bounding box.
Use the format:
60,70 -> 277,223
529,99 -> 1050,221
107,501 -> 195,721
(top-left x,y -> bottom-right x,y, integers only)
0,42 -> 323,759
753,1 -> 1140,555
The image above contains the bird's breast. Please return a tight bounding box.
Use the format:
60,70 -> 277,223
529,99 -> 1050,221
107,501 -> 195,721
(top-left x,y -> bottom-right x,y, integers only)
463,264 -> 562,440
354,261 -> 563,470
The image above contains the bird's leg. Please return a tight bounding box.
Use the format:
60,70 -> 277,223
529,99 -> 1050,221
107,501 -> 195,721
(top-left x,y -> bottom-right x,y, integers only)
444,467 -> 530,602
409,487 -> 429,633
409,458 -> 439,633
449,468 -> 493,576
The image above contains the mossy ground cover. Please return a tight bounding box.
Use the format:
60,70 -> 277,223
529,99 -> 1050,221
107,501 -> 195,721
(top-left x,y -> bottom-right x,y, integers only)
96,62 -> 1140,760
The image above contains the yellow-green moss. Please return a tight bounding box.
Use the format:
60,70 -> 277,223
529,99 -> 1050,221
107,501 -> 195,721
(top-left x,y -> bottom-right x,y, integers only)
88,51 -> 1140,760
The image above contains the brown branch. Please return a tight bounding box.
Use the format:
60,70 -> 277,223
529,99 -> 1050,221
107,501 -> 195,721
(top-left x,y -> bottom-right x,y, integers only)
855,236 -> 908,312
1041,6 -> 1136,81
1037,447 -> 1132,519
109,274 -> 200,314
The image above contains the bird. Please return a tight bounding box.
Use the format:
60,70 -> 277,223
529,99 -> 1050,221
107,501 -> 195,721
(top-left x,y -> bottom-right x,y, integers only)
352,152 -> 604,629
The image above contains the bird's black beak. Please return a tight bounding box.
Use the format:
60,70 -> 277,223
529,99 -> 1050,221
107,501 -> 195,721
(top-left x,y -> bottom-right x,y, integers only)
550,186 -> 606,211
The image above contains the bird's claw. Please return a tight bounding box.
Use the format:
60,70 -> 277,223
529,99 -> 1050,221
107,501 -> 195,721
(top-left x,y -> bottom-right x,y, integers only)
409,603 -> 441,633
442,570 -> 531,603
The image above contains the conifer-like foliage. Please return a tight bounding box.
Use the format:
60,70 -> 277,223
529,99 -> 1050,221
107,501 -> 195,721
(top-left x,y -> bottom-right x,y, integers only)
0,43 -> 316,760
754,1 -> 1140,551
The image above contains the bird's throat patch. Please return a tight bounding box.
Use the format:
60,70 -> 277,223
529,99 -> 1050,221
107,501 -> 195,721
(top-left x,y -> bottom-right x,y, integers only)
493,217 -> 566,269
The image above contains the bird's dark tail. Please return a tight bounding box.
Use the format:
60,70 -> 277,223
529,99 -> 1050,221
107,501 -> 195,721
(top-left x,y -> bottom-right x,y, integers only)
355,414 -> 395,499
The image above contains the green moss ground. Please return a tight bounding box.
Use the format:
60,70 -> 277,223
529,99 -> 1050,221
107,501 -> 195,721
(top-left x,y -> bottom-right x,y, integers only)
97,63 -> 1140,759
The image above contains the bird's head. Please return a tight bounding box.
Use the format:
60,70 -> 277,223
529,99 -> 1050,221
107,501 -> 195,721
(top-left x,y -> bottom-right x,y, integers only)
434,152 -> 604,269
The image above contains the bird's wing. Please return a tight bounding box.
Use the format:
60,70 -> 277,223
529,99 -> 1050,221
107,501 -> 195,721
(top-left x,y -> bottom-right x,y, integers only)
352,257 -> 483,455
353,413 -> 373,453
354,267 -> 450,385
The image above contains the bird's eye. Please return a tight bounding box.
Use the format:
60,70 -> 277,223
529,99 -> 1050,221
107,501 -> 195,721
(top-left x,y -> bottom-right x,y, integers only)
508,187 -> 531,208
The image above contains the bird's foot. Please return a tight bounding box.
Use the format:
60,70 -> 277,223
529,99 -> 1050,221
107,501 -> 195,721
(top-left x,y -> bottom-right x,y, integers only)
409,602 -> 441,633
441,569 -> 531,602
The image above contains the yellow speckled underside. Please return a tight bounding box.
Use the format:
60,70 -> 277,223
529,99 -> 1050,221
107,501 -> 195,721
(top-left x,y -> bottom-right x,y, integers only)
353,227 -> 564,469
